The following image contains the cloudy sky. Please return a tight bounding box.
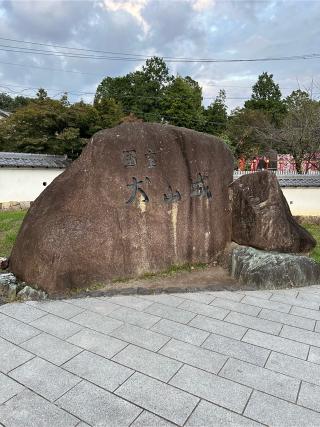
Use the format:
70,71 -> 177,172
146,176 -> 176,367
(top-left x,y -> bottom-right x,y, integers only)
0,0 -> 319,110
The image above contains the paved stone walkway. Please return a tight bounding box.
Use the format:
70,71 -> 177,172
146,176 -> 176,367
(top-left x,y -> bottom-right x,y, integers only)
1,286 -> 320,426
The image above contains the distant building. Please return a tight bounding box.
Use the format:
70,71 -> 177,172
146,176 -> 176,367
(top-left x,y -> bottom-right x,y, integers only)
0,109 -> 11,120
0,152 -> 70,209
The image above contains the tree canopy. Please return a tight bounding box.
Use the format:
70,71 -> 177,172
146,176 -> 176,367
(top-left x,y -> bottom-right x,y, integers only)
1,60 -> 319,172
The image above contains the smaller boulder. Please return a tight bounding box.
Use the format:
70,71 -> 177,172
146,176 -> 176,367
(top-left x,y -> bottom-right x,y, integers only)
231,246 -> 320,289
231,171 -> 316,253
0,273 -> 16,286
17,285 -> 47,301
0,273 -> 17,301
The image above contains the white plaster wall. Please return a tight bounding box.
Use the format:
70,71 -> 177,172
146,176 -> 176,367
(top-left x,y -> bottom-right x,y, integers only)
0,168 -> 64,202
282,188 -> 320,216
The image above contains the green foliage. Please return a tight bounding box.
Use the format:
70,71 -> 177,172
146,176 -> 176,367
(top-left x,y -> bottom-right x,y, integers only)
0,94 -> 124,158
1,59 -> 319,165
0,92 -> 32,112
204,90 -> 228,135
161,76 -> 205,130
95,57 -> 172,122
275,95 -> 320,172
226,107 -> 273,158
302,223 -> 320,263
285,89 -> 311,111
245,72 -> 287,125
0,210 -> 26,257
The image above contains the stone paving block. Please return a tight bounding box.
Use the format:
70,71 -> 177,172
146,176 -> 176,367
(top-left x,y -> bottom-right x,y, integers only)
170,364 -> 251,413
152,318 -> 209,346
308,346 -> 320,364
138,294 -> 184,307
116,372 -> 199,426
259,308 -> 316,331
241,295 -> 291,313
0,303 -> 45,323
111,323 -> 170,351
266,352 -> 320,386
108,306 -> 160,329
297,292 -> 320,304
242,329 -> 309,359
290,305 -> 320,321
108,295 -> 154,311
67,328 -> 127,359
159,338 -> 227,374
63,350 -> 133,391
70,310 -> 122,335
0,336 -> 34,373
178,299 -> 229,320
21,332 -> 82,366
185,399 -> 263,427
203,333 -> 270,366
30,314 -> 83,340
280,324 -> 320,347
210,298 -> 261,316
225,311 -> 282,335
244,290 -> 273,300
0,372 -> 24,404
209,290 -> 245,302
0,389 -> 78,427
27,300 -> 84,319
173,292 -> 215,304
190,315 -> 247,340
298,382 -> 320,412
0,313 -> 40,344
144,302 -> 196,324
65,297 -> 119,316
271,293 -> 319,310
9,357 -> 80,401
113,344 -> 181,382
132,410 -> 175,426
57,380 -> 141,427
316,321 -> 320,333
220,357 -> 300,402
244,390 -> 320,426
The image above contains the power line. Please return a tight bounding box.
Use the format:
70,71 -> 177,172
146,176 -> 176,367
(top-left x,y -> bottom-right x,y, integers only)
1,38 -> 320,63
0,60 -> 102,76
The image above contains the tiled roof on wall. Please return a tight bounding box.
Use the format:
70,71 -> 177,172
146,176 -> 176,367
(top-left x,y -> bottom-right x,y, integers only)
0,152 -> 71,169
233,172 -> 320,188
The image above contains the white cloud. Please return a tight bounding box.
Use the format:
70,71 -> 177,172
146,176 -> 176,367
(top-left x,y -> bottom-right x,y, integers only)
101,0 -> 150,34
192,0 -> 215,12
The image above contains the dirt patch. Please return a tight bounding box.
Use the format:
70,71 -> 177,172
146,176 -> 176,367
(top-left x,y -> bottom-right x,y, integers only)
58,266 -> 243,300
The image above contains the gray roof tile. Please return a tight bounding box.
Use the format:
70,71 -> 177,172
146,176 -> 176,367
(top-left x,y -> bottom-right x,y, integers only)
233,172 -> 320,188
0,152 -> 70,169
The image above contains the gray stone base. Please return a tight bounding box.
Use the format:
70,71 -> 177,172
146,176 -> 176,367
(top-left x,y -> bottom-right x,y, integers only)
231,246 -> 320,289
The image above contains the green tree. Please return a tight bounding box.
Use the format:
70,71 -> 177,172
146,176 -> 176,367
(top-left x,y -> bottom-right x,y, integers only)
245,72 -> 287,125
0,91 -> 117,158
274,96 -> 320,172
36,88 -> 49,101
285,89 -> 312,111
94,56 -> 173,122
226,107 -> 273,159
160,76 -> 205,130
0,93 -> 15,111
204,89 -> 228,135
96,98 -> 123,128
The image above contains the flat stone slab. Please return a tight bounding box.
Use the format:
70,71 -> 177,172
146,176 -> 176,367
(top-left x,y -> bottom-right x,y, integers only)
232,245 -> 320,289
1,286 -> 320,426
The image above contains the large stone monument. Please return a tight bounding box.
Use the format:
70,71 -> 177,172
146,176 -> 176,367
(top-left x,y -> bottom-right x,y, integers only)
9,123 -> 234,293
